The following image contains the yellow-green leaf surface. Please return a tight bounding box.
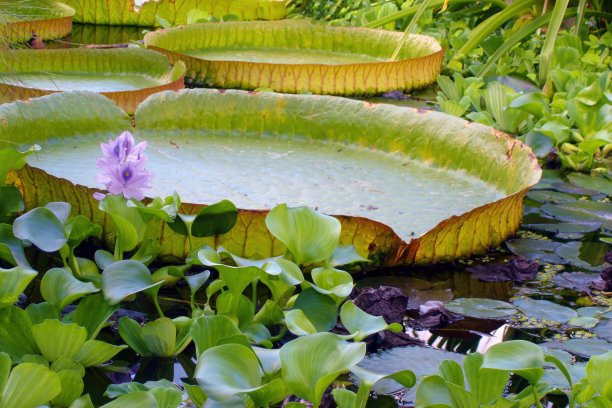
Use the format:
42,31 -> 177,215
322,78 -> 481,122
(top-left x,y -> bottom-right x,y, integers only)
0,48 -> 185,114
59,0 -> 287,26
144,20 -> 444,95
1,90 -> 541,266
0,0 -> 74,42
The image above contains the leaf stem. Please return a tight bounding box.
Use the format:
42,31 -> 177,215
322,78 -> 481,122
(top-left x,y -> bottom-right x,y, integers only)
532,385 -> 544,408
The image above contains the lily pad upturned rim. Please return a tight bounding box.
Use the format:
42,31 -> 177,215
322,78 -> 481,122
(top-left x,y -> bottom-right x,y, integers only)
59,0 -> 287,27
143,20 -> 445,96
0,48 -> 185,114
0,0 -> 74,41
2,89 -> 541,266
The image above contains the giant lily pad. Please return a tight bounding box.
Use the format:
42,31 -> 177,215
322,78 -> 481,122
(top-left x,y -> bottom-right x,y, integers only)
1,89 -> 541,266
144,20 -> 445,95
59,0 -> 287,26
0,0 -> 74,43
0,48 -> 184,114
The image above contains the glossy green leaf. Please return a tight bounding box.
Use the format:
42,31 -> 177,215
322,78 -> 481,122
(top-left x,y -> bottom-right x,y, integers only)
74,340 -> 127,367
254,300 -> 285,327
66,216 -> 102,249
280,333 -> 366,407
444,298 -> 516,318
266,204 -> 340,265
52,369 -> 84,407
184,383 -> 207,408
463,352 -> 508,405
141,318 -> 176,357
100,391 -> 158,408
414,374 -> 463,408
117,317 -> 150,357
0,352 -> 10,392
192,200 -> 238,238
0,148 -> 32,187
0,306 -> 39,359
332,388 -> 357,408
0,224 -> 31,268
190,315 -> 242,357
71,294 -> 118,340
567,174 -> 612,196
99,195 -> 146,253
292,288 -> 338,333
0,266 -> 37,309
350,365 -> 415,408
13,207 -> 67,252
586,351 -> 612,396
481,340 -> 544,384
26,302 -> 59,324
0,363 -> 62,408
69,394 -> 95,408
216,292 -> 255,328
31,320 -> 87,362
40,268 -> 98,311
195,344 -> 264,400
285,309 -> 318,336
541,201 -> 612,230
101,260 -> 162,305
0,186 -> 24,215
340,301 -> 402,342
329,246 -> 370,267
311,266 -> 354,300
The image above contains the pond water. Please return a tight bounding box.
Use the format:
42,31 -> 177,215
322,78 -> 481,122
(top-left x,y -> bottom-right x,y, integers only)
184,47 -> 384,65
0,72 -> 164,92
28,132 -> 505,240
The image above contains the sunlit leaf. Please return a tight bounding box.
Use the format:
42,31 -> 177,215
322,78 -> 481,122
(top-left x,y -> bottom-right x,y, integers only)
40,268 -> 98,311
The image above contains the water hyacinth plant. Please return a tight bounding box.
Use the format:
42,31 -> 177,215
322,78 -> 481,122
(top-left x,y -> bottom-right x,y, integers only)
94,131 -> 153,201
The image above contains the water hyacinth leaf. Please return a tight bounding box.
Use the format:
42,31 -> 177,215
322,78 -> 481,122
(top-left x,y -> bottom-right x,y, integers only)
332,388 -> 357,408
174,316 -> 195,355
350,365 -> 416,408
117,317 -> 151,357
216,265 -> 261,296
0,363 -> 62,408
513,297 -> 578,323
311,266 -> 354,299
100,391 -> 158,408
285,309 -> 318,336
152,265 -> 184,287
481,340 -> 545,384
293,288 -> 338,332
40,268 -> 98,311
281,333 -> 366,407
462,352 -> 509,405
275,258 -> 304,286
0,186 -> 24,215
254,300 -> 285,327
329,245 -> 370,267
69,395 -> 95,408
195,344 -> 263,401
13,207 -> 67,253
128,193 -> 180,223
414,375 -> 457,408
444,298 -> 516,318
0,266 -> 37,308
0,224 -> 31,268
27,302 -> 59,325
190,315 -> 242,357
586,351 -> 612,396
253,347 -> 282,378
567,174 -> 612,196
0,148 -> 31,187
73,340 -> 127,367
191,200 -> 238,238
101,260 -> 162,305
5,90 -> 542,266
31,320 -> 87,362
266,205 -> 341,265
150,387 -> 184,408
438,360 -> 464,387
216,292 -> 255,327
99,195 -> 146,253
71,294 -> 118,340
95,250 -> 116,270
0,352 -> 9,392
52,369 -> 84,407
541,201 -> 612,230
141,318 -> 176,357
340,301 -> 402,342
184,384 -> 207,408
45,202 -> 72,225
66,216 -> 102,249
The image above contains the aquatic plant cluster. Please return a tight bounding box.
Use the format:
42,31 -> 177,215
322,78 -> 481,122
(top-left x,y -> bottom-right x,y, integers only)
0,138 -> 610,407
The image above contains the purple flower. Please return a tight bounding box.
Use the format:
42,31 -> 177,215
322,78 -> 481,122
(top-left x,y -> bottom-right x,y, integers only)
94,131 -> 153,201
96,131 -> 147,171
106,161 -> 153,200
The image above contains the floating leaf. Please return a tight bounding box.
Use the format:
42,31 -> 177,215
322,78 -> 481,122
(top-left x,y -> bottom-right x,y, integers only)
444,298 -> 516,318
340,301 -> 402,342
3,90 -> 541,266
513,297 -> 578,323
481,340 -> 545,384
0,363 -> 62,408
73,340 -> 127,367
506,239 -> 566,264
52,369 -> 84,407
31,320 -> 87,362
559,338 -> 612,357
190,315 -> 242,357
541,201 -> 612,230
291,288 -> 338,333
0,0 -> 73,42
567,174 -> 612,196
144,20 -> 443,95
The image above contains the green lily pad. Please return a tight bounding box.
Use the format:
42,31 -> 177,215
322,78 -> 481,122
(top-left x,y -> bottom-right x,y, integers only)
522,222 -> 601,234
144,20 -> 444,95
526,190 -> 577,203
541,201 -> 612,230
0,49 -> 185,114
506,239 -> 567,264
592,319 -> 612,342
559,338 -> 612,357
1,89 -> 541,266
444,298 -> 516,318
567,174 -> 612,196
0,0 -> 74,42
513,297 -> 577,323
